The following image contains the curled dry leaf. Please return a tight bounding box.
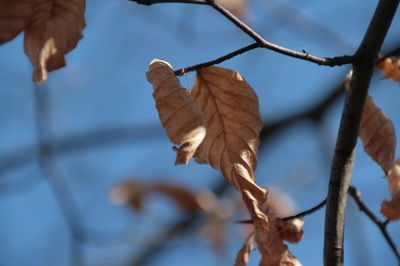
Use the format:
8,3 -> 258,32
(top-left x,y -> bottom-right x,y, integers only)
376,56 -> 400,83
243,191 -> 302,266
276,218 -> 304,244
146,59 -> 207,165
359,95 -> 396,174
234,232 -> 255,266
200,199 -> 234,253
0,0 -> 32,44
191,66 -> 266,202
24,0 -> 86,83
381,159 -> 400,220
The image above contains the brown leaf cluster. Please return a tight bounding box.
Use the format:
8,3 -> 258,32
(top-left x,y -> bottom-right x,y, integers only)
376,56 -> 400,83
146,59 -> 302,265
0,0 -> 86,83
239,191 -> 303,266
344,71 -> 400,220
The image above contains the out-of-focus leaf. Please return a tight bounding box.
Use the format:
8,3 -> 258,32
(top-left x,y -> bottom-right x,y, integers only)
262,186 -> 296,218
152,183 -> 201,213
109,180 -> 148,212
376,56 -> 400,83
146,59 -> 208,165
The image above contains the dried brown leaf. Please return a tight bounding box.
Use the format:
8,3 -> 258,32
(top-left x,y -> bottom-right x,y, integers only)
376,56 -> 400,83
191,66 -> 265,202
359,95 -> 396,174
234,232 -> 255,266
146,59 -> 208,165
111,180 -> 208,214
24,0 -> 86,83
0,0 -> 32,44
381,159 -> 400,220
109,181 -> 149,212
262,186 -> 296,218
152,183 -> 201,213
244,191 -> 301,266
276,218 -> 304,244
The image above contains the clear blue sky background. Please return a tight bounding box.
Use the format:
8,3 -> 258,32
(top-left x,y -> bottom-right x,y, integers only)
0,0 -> 400,265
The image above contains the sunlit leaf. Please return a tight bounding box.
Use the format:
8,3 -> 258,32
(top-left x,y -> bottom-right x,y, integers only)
24,0 -> 86,83
146,59 -> 208,165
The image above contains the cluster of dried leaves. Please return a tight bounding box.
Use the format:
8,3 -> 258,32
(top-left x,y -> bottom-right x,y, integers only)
0,0 -> 86,83
345,58 -> 400,220
145,59 -> 304,265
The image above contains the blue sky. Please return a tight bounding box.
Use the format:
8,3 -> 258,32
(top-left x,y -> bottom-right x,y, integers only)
0,0 -> 400,265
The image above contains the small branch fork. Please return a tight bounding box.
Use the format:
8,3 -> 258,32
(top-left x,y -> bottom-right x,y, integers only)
237,185 -> 400,262
131,0 -> 355,74
348,186 -> 400,262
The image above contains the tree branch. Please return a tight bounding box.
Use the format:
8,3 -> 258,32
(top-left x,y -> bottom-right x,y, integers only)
174,43 -> 260,76
206,0 -> 354,66
348,186 -> 400,262
130,0 -> 354,67
33,84 -> 85,266
323,1 -> 399,265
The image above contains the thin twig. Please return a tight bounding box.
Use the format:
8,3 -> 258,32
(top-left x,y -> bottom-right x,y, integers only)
0,125 -> 161,176
174,43 -> 260,75
206,0 -> 354,66
33,84 -> 84,266
283,198 -> 327,221
348,186 -> 400,262
130,0 -> 354,67
237,198 -> 327,224
323,1 -> 399,265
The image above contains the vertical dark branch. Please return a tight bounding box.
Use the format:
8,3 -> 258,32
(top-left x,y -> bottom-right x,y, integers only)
33,84 -> 84,266
323,1 -> 399,265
